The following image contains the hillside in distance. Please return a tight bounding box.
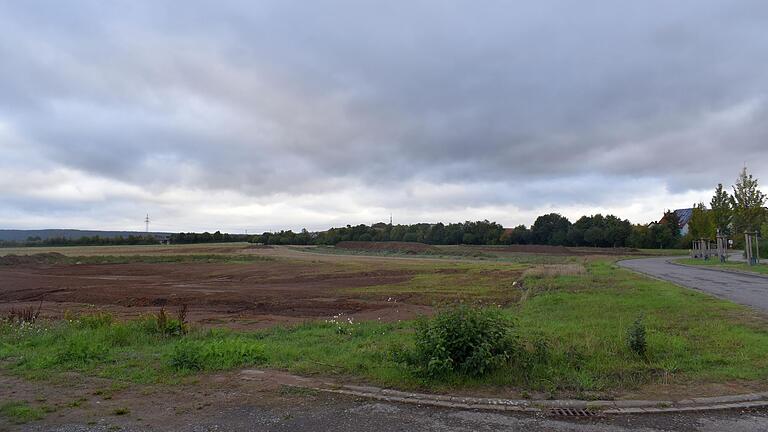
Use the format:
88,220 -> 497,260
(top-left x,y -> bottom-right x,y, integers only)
0,229 -> 171,242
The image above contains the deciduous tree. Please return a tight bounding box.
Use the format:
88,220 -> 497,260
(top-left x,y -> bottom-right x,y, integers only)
731,167 -> 767,234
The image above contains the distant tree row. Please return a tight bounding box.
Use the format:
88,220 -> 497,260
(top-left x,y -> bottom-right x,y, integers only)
169,231 -> 250,244
249,217 -> 658,248
248,221 -> 506,246
0,235 -> 159,247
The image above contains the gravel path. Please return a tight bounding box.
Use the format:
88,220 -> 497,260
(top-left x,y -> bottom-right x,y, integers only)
618,256 -> 768,312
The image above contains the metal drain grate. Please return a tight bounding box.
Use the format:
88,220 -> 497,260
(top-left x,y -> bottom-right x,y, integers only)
548,407 -> 600,417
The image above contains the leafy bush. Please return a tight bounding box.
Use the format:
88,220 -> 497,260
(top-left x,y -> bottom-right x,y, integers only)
169,337 -> 266,371
410,305 -> 520,377
627,315 -> 647,357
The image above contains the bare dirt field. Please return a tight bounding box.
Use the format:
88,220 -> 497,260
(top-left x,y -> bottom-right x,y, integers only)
0,256 -> 437,329
0,243 -> 652,329
3,244 -> 529,329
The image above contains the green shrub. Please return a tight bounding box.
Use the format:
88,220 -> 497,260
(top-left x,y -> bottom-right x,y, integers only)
77,312 -> 113,329
102,323 -> 134,347
627,315 -> 647,357
56,335 -> 109,366
410,305 -> 520,377
169,337 -> 266,371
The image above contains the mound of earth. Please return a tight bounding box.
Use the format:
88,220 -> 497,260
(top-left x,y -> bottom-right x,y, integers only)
246,244 -> 274,249
0,252 -> 68,266
335,241 -> 439,254
476,244 -> 642,256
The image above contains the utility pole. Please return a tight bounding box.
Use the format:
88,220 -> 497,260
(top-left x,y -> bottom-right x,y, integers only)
145,214 -> 150,233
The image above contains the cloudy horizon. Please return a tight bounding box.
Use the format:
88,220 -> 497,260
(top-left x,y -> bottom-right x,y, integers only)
1,1 -> 767,233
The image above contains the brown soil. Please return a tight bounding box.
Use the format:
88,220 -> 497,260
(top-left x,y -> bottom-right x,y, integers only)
0,256 -> 432,328
335,241 -> 439,254
0,252 -> 68,266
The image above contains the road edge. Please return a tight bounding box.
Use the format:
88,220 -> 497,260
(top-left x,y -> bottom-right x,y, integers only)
308,383 -> 768,415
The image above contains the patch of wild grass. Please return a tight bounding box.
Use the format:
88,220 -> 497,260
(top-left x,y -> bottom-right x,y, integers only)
0,312 -> 266,383
675,258 -> 768,275
0,401 -> 45,424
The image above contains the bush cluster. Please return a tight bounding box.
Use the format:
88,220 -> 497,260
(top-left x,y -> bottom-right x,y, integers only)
410,305 -> 521,377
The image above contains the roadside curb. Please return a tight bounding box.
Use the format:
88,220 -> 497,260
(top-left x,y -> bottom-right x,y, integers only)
309,383 -> 768,415
244,365 -> 768,415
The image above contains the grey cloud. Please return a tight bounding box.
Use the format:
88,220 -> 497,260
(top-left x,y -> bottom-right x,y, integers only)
1,0 -> 767,228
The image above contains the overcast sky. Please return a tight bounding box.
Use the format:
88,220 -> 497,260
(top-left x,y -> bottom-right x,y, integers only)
1,1 -> 767,233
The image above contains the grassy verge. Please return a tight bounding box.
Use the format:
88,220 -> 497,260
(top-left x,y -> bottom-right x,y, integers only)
298,245 -> 499,260
303,245 -> 580,264
675,258 -> 768,276
3,260 -> 768,397
636,249 -> 690,256
0,401 -> 46,424
342,261 -> 528,304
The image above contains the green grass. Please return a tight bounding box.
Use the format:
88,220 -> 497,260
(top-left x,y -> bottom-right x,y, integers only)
344,262 -> 527,304
675,258 -> 768,275
0,401 -> 45,424
636,249 -> 690,256
4,260 -> 768,396
0,317 -> 267,383
300,245 -> 499,260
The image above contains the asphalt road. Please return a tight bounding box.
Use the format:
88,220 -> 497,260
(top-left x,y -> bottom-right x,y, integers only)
20,399 -> 768,432
619,256 -> 768,312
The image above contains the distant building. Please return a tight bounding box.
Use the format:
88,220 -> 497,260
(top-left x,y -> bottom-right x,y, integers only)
153,233 -> 172,245
658,208 -> 694,235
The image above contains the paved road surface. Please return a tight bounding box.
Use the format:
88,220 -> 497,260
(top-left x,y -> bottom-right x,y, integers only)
20,398 -> 768,432
619,257 -> 768,312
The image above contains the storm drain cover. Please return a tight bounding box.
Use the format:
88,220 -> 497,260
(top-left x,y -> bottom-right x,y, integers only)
547,407 -> 601,417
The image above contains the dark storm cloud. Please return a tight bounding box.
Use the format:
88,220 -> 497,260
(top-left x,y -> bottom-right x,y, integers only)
1,0 -> 767,229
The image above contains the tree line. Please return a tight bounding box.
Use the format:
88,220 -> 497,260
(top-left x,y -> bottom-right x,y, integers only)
170,231 -> 249,244
250,217 -> 647,248
0,235 -> 159,248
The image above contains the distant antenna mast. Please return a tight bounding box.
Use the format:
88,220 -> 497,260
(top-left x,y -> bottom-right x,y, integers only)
145,214 -> 150,233
390,213 -> 393,225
